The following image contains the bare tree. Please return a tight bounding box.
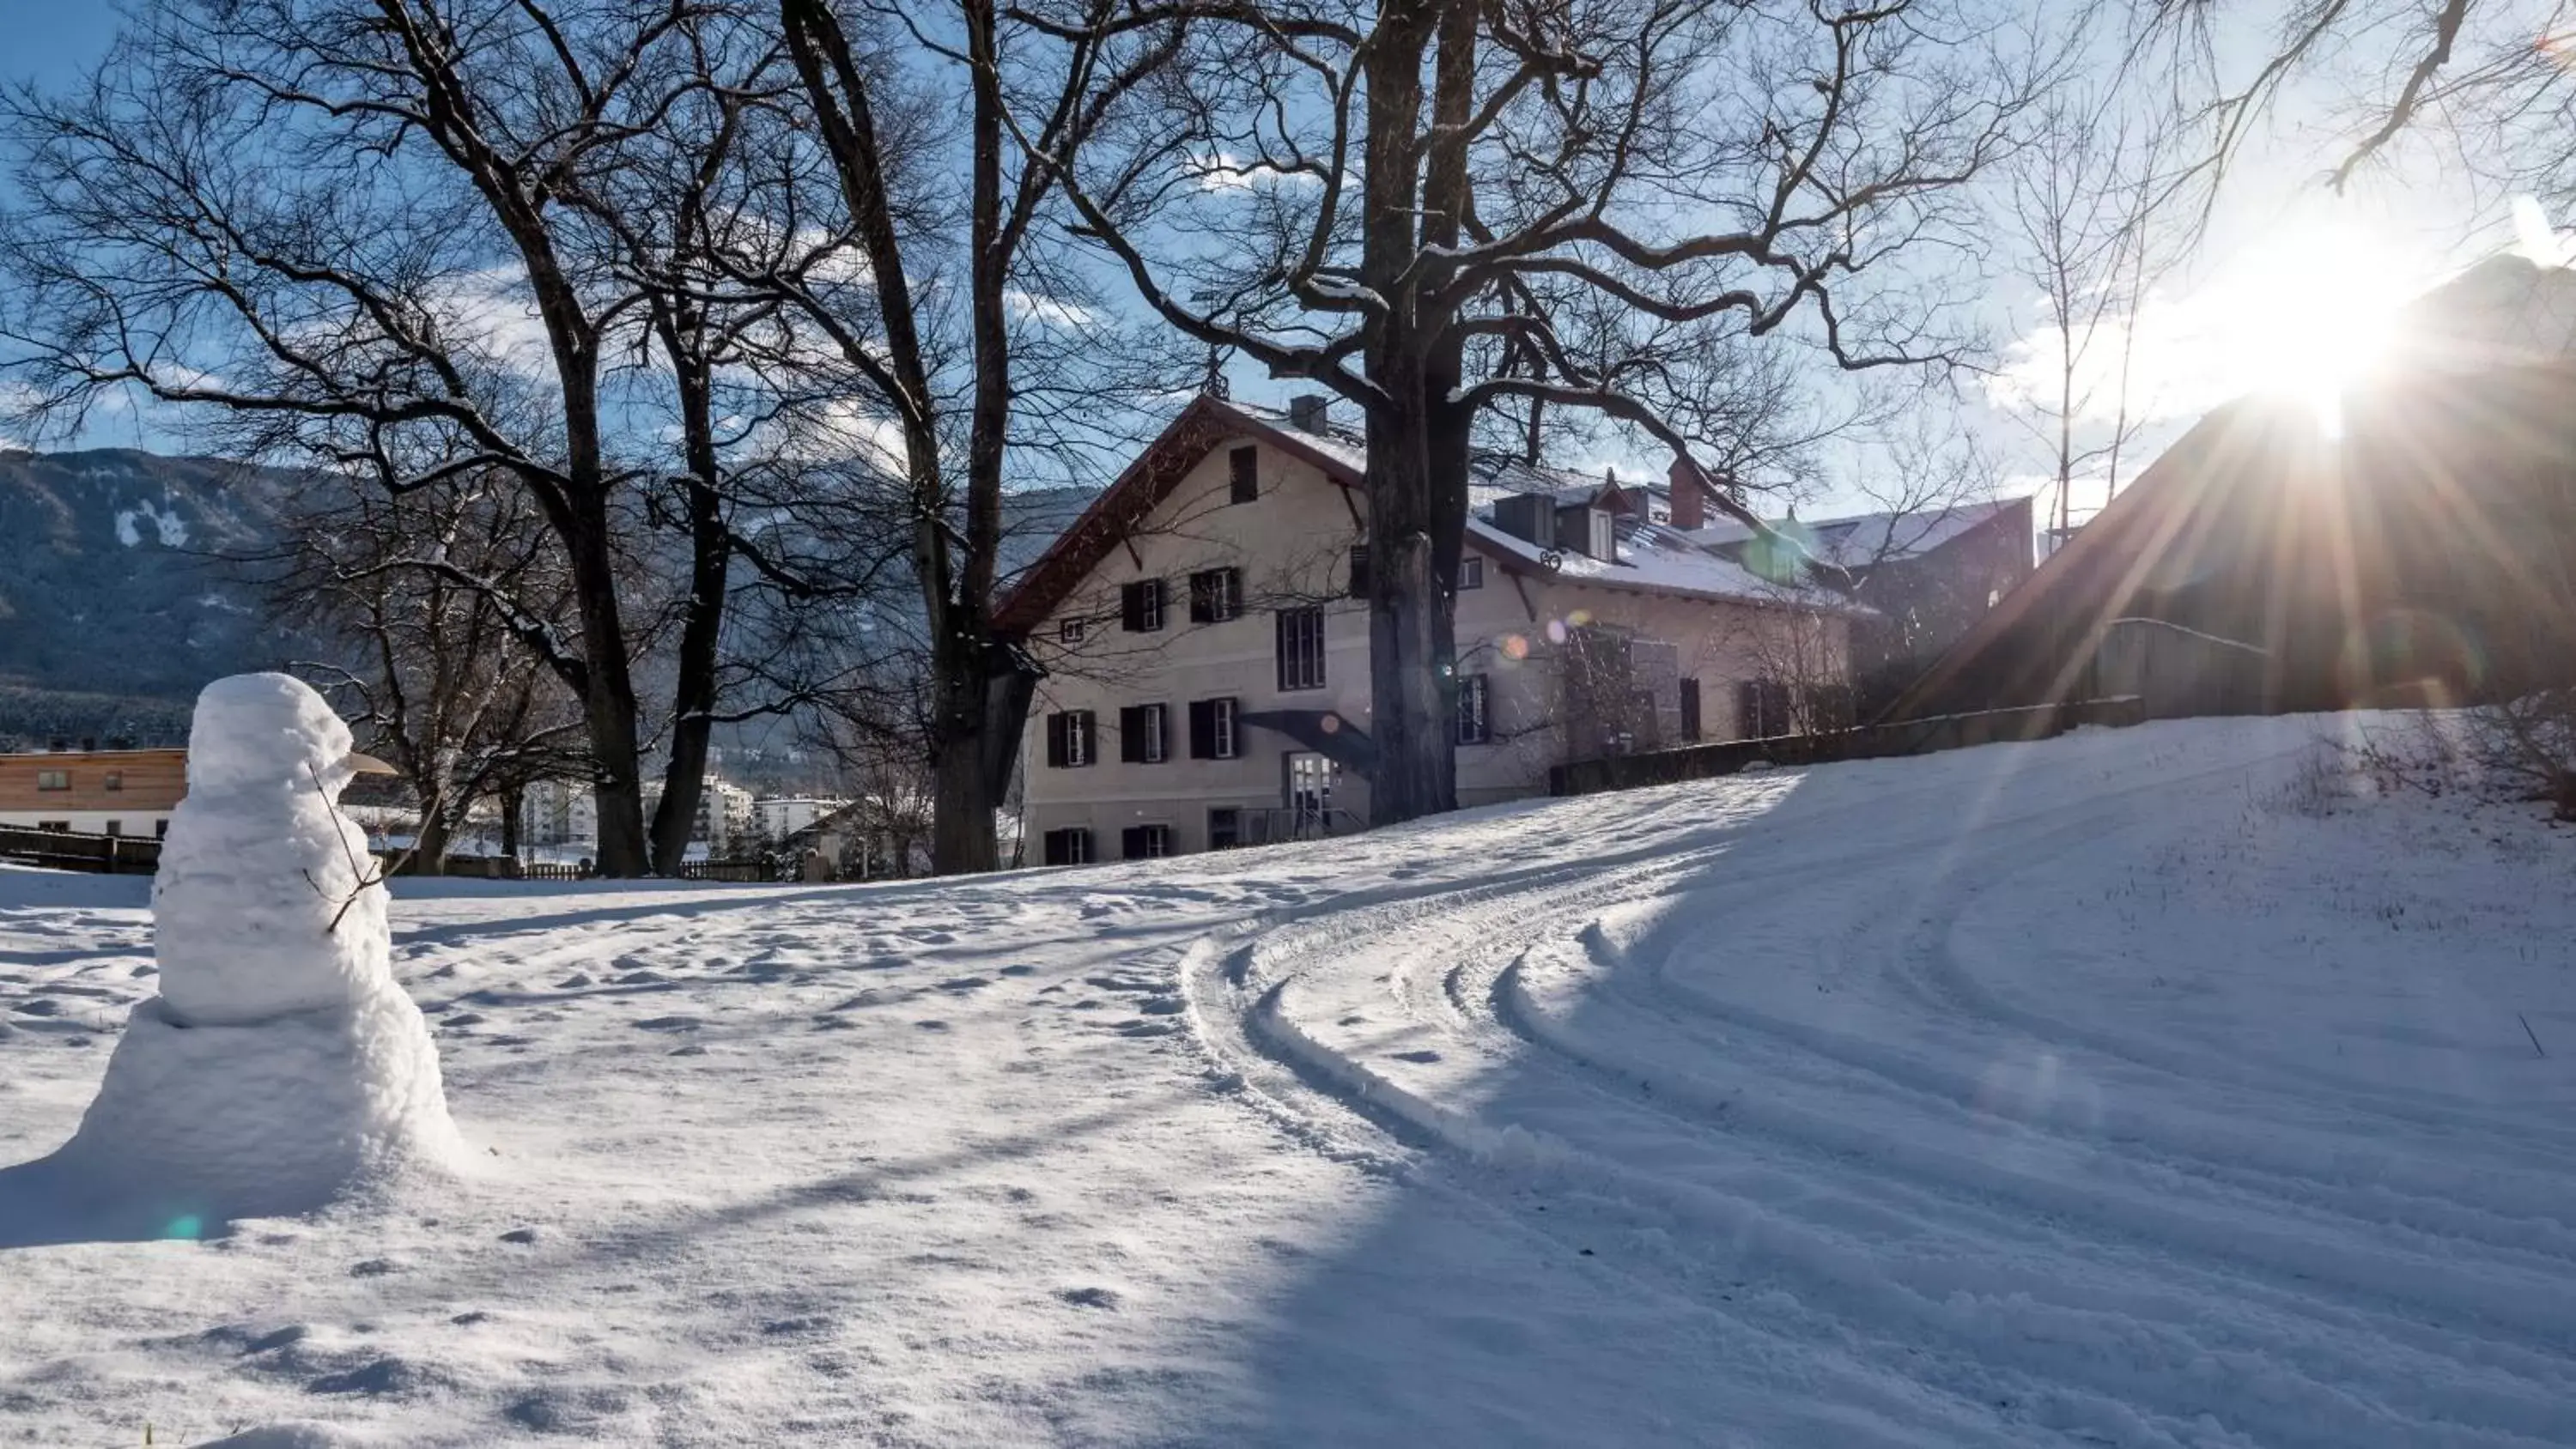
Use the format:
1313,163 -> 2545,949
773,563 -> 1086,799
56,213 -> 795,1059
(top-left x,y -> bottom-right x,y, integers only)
0,1 -> 823,877
1035,0 -> 2062,823
769,0 -> 1191,873
1993,87 -> 2178,541
264,470 -> 587,870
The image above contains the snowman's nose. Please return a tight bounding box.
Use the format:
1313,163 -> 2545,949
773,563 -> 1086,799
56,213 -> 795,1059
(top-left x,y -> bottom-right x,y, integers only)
346,752 -> 400,776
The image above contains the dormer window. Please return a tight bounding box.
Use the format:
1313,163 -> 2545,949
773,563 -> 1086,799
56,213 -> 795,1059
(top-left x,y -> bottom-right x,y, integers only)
1589,510 -> 1615,561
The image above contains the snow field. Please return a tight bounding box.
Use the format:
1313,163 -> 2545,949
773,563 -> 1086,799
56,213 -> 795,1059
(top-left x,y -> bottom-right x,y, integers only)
2,713 -> 2572,1446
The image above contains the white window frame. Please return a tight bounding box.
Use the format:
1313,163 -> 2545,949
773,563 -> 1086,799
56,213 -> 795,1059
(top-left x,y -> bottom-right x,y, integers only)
1059,617 -> 1086,645
1456,674 -> 1492,744
35,769 -> 69,791
1458,555 -> 1484,590
1141,702 -> 1168,764
1212,697 -> 1237,759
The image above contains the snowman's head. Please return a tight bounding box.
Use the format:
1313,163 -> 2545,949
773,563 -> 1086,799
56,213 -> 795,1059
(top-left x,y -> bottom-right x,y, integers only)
187,673 -> 392,799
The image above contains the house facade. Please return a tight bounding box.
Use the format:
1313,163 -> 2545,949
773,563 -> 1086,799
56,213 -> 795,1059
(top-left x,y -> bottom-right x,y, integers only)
1697,496 -> 2037,717
0,746 -> 189,837
994,395 -> 1856,864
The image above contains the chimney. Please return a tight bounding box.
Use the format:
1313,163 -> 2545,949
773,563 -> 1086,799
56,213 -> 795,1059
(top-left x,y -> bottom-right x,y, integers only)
1667,457 -> 1704,532
1492,493 -> 1558,547
1287,394 -> 1330,433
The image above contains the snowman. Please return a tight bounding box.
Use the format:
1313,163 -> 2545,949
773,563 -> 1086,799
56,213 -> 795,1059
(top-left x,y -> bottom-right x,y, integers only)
48,673 -> 463,1227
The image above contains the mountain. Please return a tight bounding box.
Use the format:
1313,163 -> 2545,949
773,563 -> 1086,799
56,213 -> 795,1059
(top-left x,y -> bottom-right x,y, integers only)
0,449 -> 305,749
0,447 -> 1100,755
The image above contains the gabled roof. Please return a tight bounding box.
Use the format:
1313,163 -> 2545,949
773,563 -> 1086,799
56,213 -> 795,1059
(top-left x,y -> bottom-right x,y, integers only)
992,394 -> 1848,633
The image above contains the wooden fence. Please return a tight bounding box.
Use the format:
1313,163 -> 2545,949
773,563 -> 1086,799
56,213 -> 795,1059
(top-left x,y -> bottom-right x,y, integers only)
0,825 -> 162,874
1548,696 -> 2147,797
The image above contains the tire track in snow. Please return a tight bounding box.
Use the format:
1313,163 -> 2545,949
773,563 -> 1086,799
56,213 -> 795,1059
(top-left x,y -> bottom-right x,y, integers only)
1188,729 -> 2576,1448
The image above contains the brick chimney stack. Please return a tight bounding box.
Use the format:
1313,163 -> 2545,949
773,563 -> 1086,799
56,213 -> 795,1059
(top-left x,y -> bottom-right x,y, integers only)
1667,456 -> 1705,532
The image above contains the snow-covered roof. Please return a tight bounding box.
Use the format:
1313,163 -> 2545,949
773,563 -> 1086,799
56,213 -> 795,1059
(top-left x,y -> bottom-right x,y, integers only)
1211,397 -> 1846,610
995,393 -> 1854,630
1689,498 -> 2023,567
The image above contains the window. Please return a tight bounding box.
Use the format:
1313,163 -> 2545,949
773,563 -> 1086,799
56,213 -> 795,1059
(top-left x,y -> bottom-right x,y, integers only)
35,769 -> 69,791
1121,579 -> 1166,633
1458,555 -> 1484,591
1679,678 -> 1703,743
104,771 -> 125,791
1456,674 -> 1491,744
1589,510 -> 1616,561
36,821 -> 70,833
1188,697 -> 1240,760
1059,617 -> 1087,646
1275,609 -> 1327,690
1042,828 -> 1093,866
104,821 -> 123,838
1188,567 -> 1243,622
1207,807 -> 1242,851
1120,703 -> 1170,764
1045,710 -> 1097,767
1229,446 -> 1260,504
1121,823 -> 1171,860
1347,543 -> 1370,598
1737,678 -> 1794,739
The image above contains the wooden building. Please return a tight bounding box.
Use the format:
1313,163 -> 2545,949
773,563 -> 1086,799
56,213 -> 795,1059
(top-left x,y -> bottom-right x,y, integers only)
1885,361 -> 2576,723
0,746 -> 189,837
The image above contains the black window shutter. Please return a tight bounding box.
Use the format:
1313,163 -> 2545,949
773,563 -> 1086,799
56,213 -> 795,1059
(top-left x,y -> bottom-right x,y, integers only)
1121,581 -> 1146,632
1121,825 -> 1148,859
1348,543 -> 1370,598
1680,678 -> 1703,742
1046,712 -> 1068,767
1188,700 -> 1216,759
1119,706 -> 1147,763
1229,446 -> 1258,504
1275,613 -> 1291,691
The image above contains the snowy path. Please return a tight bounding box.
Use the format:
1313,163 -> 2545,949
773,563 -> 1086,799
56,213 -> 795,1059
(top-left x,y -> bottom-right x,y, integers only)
3,716 -> 2573,1446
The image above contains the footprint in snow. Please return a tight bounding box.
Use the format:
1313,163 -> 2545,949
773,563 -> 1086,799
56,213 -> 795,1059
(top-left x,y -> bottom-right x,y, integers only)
634,1016 -> 703,1033
1392,1049 -> 1443,1064
999,964 -> 1038,977
937,976 -> 992,992
914,1019 -> 951,1032
1056,1286 -> 1121,1310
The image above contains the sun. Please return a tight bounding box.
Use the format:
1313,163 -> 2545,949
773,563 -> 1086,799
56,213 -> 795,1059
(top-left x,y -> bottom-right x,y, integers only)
2198,225 -> 2408,434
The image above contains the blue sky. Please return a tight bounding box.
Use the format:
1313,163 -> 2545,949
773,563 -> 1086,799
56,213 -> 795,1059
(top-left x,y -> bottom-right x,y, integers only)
0,4 -> 2542,510
0,8 -> 118,92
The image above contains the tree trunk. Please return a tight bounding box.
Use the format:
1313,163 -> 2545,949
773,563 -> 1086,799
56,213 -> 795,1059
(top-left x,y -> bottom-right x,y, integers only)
562,485 -> 650,876
649,348 -> 731,876
928,653 -> 1001,874
1356,0 -> 1456,826
499,783 -> 523,860
411,798 -> 452,876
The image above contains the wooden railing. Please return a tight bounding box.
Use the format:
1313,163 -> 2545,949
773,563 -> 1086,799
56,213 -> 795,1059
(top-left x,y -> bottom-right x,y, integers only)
0,825 -> 162,875
1547,696 -> 2147,797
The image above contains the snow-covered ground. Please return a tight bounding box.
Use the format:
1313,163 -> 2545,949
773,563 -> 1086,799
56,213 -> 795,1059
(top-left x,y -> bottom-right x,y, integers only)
3,715 -> 2573,1447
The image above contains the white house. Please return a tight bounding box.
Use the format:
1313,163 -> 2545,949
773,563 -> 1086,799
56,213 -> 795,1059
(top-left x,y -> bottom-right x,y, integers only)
993,394 -> 1857,864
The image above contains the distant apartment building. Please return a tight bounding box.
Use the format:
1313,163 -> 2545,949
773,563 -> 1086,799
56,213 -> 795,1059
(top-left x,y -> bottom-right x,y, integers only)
993,394 -> 1858,864
519,773 -> 761,856
0,745 -> 189,837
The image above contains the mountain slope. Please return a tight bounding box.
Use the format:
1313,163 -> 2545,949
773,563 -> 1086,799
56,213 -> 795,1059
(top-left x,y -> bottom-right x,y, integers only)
0,449 -> 303,743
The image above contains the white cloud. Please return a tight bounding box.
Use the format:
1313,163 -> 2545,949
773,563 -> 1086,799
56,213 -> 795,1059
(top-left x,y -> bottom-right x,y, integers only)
1187,150 -> 1321,192
1003,289 -> 1103,330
